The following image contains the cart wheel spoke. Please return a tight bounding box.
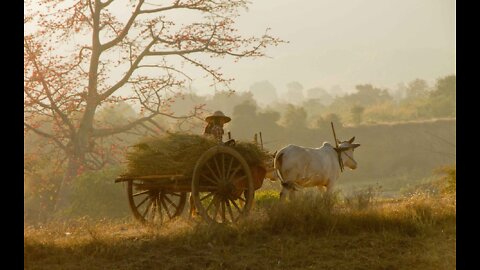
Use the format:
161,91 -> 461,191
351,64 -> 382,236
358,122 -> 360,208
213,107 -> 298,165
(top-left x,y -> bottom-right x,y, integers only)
212,198 -> 220,221
127,181 -> 186,226
226,200 -> 236,222
191,145 -> 255,224
156,196 -> 164,223
163,194 -> 177,209
229,199 -> 243,214
225,155 -> 235,180
160,195 -> 173,219
142,199 -> 153,218
206,195 -> 216,213
221,153 -> 226,181
227,165 -> 243,183
213,156 -> 223,181
200,192 -> 214,202
201,173 -> 218,185
149,197 -> 156,222
221,201 -> 226,223
206,162 -> 221,182
136,195 -> 149,208
133,190 -> 150,197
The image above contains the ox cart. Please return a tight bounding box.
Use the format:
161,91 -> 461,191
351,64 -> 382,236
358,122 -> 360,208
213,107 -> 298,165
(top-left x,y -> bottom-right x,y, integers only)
115,144 -> 267,226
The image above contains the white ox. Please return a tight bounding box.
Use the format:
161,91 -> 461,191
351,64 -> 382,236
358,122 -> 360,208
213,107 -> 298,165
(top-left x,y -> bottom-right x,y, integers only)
273,137 -> 360,201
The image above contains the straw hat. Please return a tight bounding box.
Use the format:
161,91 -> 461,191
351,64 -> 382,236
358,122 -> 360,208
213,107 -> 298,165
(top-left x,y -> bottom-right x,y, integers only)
205,111 -> 231,124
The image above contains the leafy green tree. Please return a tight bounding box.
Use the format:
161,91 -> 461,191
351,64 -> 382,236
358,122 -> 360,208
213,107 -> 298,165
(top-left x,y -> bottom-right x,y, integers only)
405,79 -> 429,100
348,84 -> 392,106
428,75 -> 456,117
351,105 -> 365,125
315,113 -> 343,130
283,104 -> 308,129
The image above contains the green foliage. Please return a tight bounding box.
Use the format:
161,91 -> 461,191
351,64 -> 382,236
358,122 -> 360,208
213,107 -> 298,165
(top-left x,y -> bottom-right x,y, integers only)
254,189 -> 280,207
63,166 -> 129,219
346,84 -> 393,107
230,101 -> 282,139
405,78 -> 429,100
282,104 -> 308,129
24,152 -> 64,223
436,164 -> 456,195
350,105 -> 365,125
344,184 -> 381,211
318,113 -> 343,129
305,75 -> 455,125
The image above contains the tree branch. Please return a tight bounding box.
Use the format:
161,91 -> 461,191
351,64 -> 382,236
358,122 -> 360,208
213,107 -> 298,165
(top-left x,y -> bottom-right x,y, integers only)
24,122 -> 67,151
92,111 -> 196,138
100,0 -> 145,52
98,38 -> 156,101
24,38 -> 77,135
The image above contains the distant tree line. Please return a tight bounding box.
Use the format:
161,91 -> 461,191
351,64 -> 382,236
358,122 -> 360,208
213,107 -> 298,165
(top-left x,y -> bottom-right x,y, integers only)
24,74 -> 455,222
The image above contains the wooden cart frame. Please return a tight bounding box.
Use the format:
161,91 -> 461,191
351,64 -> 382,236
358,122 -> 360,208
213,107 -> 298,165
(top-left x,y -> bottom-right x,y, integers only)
115,144 -> 261,225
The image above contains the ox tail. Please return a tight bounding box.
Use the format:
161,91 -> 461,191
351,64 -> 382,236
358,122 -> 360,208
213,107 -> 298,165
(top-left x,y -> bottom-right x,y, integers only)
273,151 -> 284,182
274,151 -> 298,191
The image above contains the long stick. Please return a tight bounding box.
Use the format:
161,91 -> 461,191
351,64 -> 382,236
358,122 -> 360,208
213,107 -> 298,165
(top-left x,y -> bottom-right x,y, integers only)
259,132 -> 264,150
331,122 -> 344,172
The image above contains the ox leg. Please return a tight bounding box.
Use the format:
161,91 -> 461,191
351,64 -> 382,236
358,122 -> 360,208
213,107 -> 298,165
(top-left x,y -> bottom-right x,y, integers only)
317,185 -> 327,193
288,189 -> 296,201
326,180 -> 335,193
279,187 -> 288,202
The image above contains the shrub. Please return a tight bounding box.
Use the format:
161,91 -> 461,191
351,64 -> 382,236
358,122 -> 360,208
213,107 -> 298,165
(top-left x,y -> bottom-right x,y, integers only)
254,189 -> 279,207
61,166 -> 130,220
344,185 -> 381,211
437,164 -> 456,195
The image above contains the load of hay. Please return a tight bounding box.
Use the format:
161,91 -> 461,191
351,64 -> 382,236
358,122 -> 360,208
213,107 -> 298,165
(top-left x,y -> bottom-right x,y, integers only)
125,133 -> 270,178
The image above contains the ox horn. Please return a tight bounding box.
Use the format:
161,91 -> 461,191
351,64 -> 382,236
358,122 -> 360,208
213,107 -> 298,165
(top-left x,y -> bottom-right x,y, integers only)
348,136 -> 355,143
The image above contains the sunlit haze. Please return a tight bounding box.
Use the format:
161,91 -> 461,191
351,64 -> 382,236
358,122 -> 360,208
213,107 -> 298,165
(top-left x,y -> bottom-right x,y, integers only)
198,0 -> 455,96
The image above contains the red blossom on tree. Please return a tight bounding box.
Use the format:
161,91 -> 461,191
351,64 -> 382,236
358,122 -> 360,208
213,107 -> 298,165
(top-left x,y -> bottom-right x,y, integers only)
24,0 -> 284,208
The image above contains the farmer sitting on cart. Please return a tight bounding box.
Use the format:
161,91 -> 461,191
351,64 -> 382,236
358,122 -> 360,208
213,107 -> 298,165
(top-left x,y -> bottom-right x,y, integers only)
203,111 -> 235,145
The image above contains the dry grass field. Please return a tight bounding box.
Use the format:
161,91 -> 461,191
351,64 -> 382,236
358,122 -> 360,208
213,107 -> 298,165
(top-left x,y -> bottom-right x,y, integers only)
24,189 -> 455,270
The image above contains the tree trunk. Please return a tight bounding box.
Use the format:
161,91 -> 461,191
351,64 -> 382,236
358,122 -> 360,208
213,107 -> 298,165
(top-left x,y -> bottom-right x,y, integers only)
53,125 -> 91,212
54,156 -> 79,212
53,1 -> 102,213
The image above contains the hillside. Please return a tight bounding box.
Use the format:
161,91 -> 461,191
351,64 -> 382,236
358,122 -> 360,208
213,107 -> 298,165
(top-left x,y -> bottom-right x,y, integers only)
259,118 -> 455,195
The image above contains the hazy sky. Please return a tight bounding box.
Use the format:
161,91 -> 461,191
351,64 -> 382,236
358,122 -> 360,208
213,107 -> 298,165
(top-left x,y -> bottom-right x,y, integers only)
193,0 -> 455,95
26,0 -> 455,97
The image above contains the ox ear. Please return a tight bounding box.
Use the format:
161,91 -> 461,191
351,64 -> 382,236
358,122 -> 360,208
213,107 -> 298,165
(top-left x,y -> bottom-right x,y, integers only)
336,139 -> 342,144
352,143 -> 360,148
348,136 -> 355,143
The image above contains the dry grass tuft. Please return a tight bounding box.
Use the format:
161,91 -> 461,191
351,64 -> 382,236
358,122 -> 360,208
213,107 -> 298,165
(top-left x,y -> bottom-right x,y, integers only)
25,190 -> 455,270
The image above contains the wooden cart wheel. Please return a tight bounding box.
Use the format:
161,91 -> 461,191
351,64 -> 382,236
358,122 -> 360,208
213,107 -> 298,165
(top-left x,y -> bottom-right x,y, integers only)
191,145 -> 254,224
127,180 -> 187,225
